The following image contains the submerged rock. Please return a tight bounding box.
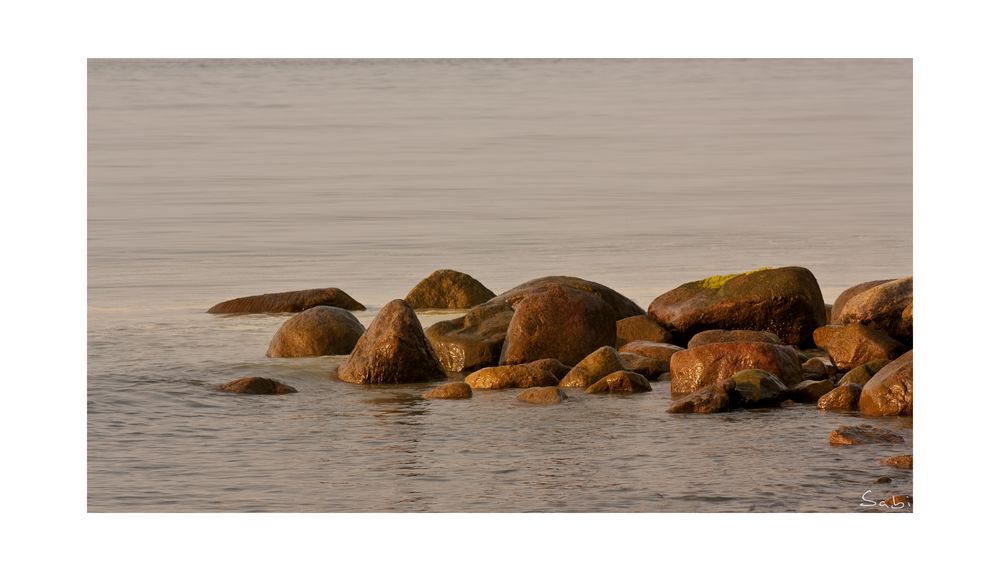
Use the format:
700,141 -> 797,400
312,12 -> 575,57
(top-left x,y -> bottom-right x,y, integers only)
558,346 -> 625,388
484,275 -> 644,321
647,266 -> 827,346
423,382 -> 473,399
669,341 -> 803,396
425,304 -> 514,372
404,269 -> 495,309
585,370 -> 652,393
816,383 -> 863,411
828,424 -> 905,446
615,314 -> 671,347
859,350 -> 913,416
220,377 -> 297,395
208,287 -> 365,314
667,384 -> 731,414
812,323 -> 906,371
517,386 -> 568,405
837,276 -> 913,344
687,329 -> 783,348
881,454 -> 914,470
266,306 -> 365,358
337,299 -> 446,384
499,284 -> 617,367
465,364 -> 559,390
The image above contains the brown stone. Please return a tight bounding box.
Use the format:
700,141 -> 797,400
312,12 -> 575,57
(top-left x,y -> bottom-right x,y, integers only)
220,377 -> 297,395
523,358 -> 571,382
425,304 -> 514,372
619,352 -> 670,379
464,364 -> 559,390
585,370 -> 652,394
422,382 -> 473,399
558,346 -> 625,388
615,314 -> 671,347
839,359 -> 891,387
787,379 -> 835,403
859,351 -> 913,416
647,266 -> 827,346
837,277 -> 913,344
687,329 -> 783,348
517,386 -> 568,405
875,476 -> 893,484
669,341 -> 804,396
831,279 -> 892,324
813,323 -> 906,372
668,383 -> 731,413
208,287 -> 365,314
881,454 -> 913,470
404,269 -> 495,309
816,383 -> 862,411
727,369 -> 788,408
266,306 -> 365,357
617,341 -> 685,363
828,424 -> 905,446
337,299 -> 446,384
499,284 -> 617,367
485,275 -> 644,321
802,357 -> 833,380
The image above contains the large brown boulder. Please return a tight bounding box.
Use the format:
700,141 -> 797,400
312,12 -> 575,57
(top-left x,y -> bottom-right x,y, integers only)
404,269 -> 495,309
615,315 -> 671,347
687,329 -> 782,348
817,383 -> 862,411
517,387 -> 568,405
208,287 -> 365,314
828,424 -> 905,446
585,370 -> 652,394
668,384 -> 731,414
499,285 -> 617,367
484,276 -> 644,321
220,377 -> 297,395
859,350 -> 913,416
337,299 -> 445,384
647,267 -> 826,347
812,323 -> 906,371
425,304 -> 514,372
837,277 -> 913,344
465,364 -> 559,390
423,382 -> 473,399
669,341 -> 804,396
617,341 -> 685,363
558,346 -> 624,388
265,306 -> 365,357
830,279 -> 892,324
839,359 -> 891,387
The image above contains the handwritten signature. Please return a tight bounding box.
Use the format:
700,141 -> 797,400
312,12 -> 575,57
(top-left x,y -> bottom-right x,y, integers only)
860,490 -> 912,510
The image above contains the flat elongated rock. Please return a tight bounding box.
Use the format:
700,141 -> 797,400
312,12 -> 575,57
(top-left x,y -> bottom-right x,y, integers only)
585,370 -> 652,393
208,287 -> 365,314
838,277 -> 913,344
668,384 -> 731,413
484,276 -> 644,321
647,266 -> 827,346
839,359 -> 891,387
220,377 -> 297,395
831,279 -> 892,324
687,329 -> 783,348
465,364 -> 559,390
337,299 -> 446,384
425,304 -> 514,372
829,424 -> 905,446
817,383 -> 862,411
404,269 -> 495,309
517,386 -> 567,405
813,323 -> 906,371
266,306 -> 365,357
669,341 -> 804,396
500,285 -> 617,367
615,315 -> 671,347
559,346 -> 625,388
859,350 -> 913,416
423,382 -> 473,399
882,454 -> 913,469
617,341 -> 685,363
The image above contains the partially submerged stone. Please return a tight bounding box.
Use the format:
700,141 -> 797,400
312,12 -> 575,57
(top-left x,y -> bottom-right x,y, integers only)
523,358 -> 571,382
404,269 -> 495,309
337,299 -> 446,384
687,329 -> 782,348
813,323 -> 906,371
208,287 -> 365,314
615,314 -> 671,347
828,424 -> 905,446
423,382 -> 473,399
669,341 -> 803,396
425,304 -> 514,372
558,346 -> 625,388
220,377 -> 297,395
816,383 -> 863,411
485,275 -> 644,321
517,386 -> 568,405
859,351 -> 913,416
881,454 -> 913,470
465,364 -> 559,390
727,369 -> 788,408
266,306 -> 365,357
585,370 -> 652,394
667,384 -> 731,414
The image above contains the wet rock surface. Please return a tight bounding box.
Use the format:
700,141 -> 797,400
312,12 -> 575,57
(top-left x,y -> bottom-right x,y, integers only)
338,299 -> 446,384
266,306 -> 366,357
404,269 -> 495,309
208,287 -> 365,314
220,377 -> 297,395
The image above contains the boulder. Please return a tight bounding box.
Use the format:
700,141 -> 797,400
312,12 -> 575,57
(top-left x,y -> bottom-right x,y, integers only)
839,359 -> 891,387
558,346 -> 625,388
787,379 -> 835,403
881,454 -> 913,470
422,382 -> 473,399
812,323 -> 907,371
499,284 -> 617,367
425,304 -> 514,372
669,341 -> 804,396
688,329 -> 783,348
208,287 -> 365,314
523,358 -> 571,381
615,315 -> 671,347
667,384 -> 731,414
727,369 -> 788,408
828,424 -> 905,446
404,269 -> 495,309
830,279 -> 892,324
517,386 -> 568,405
837,277 -> 913,344
337,299 -> 446,384
464,364 -> 559,390
265,306 -> 365,358
484,276 -> 644,321
220,377 -> 297,395
619,352 -> 670,379
816,383 -> 863,411
801,357 -> 835,380
585,370 -> 652,394
859,350 -> 913,416
617,341 -> 685,363
647,266 -> 826,346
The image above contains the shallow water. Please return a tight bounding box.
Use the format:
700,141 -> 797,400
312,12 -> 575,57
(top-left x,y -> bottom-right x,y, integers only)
88,59 -> 912,512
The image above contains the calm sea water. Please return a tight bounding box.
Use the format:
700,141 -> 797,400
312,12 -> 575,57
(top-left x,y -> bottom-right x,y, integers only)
88,59 -> 912,512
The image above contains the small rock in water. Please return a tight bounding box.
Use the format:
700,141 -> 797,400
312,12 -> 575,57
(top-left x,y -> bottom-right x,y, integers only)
422,382 -> 473,399
881,454 -> 913,469
220,377 -> 297,395
816,383 -> 863,411
874,476 -> 893,484
667,384 -> 731,414
828,424 -> 905,446
465,364 -> 559,390
518,386 -> 568,405
559,346 -> 625,388
585,370 -> 652,394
